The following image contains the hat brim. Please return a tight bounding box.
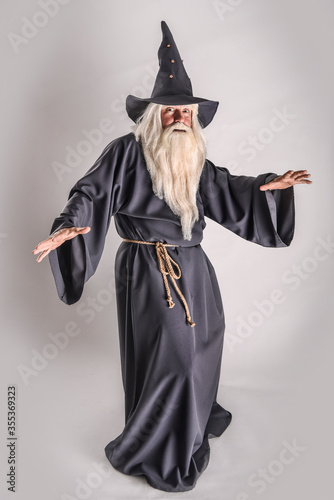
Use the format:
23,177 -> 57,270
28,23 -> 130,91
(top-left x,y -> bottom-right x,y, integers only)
126,94 -> 219,128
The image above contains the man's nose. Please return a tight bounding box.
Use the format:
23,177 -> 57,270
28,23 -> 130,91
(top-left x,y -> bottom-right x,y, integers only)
173,110 -> 184,123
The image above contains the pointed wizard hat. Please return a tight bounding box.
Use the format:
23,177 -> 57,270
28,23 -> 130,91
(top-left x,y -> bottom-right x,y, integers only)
126,21 -> 219,128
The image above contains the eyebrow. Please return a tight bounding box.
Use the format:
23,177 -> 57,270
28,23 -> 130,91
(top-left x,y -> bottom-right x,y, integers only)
163,106 -> 191,111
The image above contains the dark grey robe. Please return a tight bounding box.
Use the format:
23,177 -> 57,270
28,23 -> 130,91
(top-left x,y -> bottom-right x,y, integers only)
48,132 -> 294,492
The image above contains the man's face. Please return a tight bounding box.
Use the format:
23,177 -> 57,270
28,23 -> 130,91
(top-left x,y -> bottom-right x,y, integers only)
161,105 -> 192,130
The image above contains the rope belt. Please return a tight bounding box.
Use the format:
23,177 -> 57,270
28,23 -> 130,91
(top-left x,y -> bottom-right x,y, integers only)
123,239 -> 195,327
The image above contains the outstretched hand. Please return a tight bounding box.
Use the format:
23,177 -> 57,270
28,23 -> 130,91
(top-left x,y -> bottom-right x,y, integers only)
259,170 -> 312,191
32,226 -> 91,263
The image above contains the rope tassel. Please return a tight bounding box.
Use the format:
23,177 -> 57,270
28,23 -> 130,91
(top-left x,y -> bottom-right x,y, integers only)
123,239 -> 196,327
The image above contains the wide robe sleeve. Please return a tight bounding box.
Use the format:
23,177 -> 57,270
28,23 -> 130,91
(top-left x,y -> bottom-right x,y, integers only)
48,135 -> 131,305
199,160 -> 295,247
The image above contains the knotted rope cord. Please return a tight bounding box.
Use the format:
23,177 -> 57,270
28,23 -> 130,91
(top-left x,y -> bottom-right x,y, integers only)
122,239 -> 195,327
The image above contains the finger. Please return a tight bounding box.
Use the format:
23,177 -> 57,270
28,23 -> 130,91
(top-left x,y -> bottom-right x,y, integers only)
291,169 -> 308,176
282,170 -> 294,178
33,232 -> 67,252
33,230 -> 67,251
294,173 -> 311,181
75,226 -> 91,235
36,248 -> 51,263
32,237 -> 54,253
290,173 -> 308,181
32,230 -> 69,254
296,179 -> 313,185
259,183 -> 272,191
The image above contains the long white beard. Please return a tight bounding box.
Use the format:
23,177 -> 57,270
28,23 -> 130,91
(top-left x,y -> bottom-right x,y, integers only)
141,123 -> 206,240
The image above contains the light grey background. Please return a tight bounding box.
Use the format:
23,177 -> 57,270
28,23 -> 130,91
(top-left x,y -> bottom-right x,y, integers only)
1,1 -> 333,499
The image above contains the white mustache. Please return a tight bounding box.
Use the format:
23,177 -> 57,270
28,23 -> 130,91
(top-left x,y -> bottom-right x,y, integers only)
168,123 -> 189,132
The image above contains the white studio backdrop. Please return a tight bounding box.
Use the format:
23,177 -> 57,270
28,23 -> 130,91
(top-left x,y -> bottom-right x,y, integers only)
1,1 -> 333,499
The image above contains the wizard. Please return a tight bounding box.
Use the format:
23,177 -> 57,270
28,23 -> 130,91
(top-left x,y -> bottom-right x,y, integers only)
33,21 -> 311,492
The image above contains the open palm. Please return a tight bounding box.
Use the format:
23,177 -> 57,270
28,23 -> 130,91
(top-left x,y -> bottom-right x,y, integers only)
32,226 -> 91,263
260,170 -> 312,191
